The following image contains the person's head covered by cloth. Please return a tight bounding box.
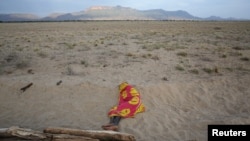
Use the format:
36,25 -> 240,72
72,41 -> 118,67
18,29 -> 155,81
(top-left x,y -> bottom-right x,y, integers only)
102,82 -> 145,131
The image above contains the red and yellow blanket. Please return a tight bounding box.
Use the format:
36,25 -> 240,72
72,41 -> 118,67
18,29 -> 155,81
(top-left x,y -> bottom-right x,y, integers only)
108,82 -> 145,118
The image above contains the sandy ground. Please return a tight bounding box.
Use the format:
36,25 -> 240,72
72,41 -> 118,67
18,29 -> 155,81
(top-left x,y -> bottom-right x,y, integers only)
0,21 -> 250,141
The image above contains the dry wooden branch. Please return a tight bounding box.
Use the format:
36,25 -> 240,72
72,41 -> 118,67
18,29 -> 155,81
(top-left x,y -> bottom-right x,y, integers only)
56,80 -> 62,86
20,83 -> 33,92
52,134 -> 100,141
0,126 -> 51,140
0,127 -> 136,141
44,127 -> 136,141
0,128 -> 12,137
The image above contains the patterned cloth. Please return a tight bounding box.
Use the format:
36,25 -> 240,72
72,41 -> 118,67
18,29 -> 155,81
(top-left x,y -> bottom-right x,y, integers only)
108,82 -> 145,118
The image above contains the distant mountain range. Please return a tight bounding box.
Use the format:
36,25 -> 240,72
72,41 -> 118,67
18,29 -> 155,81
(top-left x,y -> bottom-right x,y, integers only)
0,6 -> 246,22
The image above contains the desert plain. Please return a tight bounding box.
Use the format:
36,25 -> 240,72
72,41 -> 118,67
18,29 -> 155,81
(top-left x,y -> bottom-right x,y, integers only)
0,21 -> 250,141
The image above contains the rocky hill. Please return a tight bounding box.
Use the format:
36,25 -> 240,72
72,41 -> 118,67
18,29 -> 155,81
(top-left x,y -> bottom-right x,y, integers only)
0,13 -> 40,21
0,6 -> 245,21
42,6 -> 200,21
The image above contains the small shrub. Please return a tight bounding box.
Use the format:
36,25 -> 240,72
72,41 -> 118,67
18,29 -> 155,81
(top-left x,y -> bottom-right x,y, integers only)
107,42 -> 114,46
236,66 -> 250,72
81,60 -> 88,67
232,46 -> 243,50
175,65 -> 185,71
141,53 -> 152,59
141,53 -> 159,60
142,43 -> 165,51
122,42 -> 128,45
176,52 -> 187,57
214,27 -> 222,30
151,55 -> 160,61
126,53 -> 134,57
16,60 -> 29,69
152,44 -> 164,50
215,35 -> 223,39
64,42 -> 76,49
220,54 -> 227,58
240,57 -> 249,61
33,48 -> 39,52
189,69 -> 199,74
37,51 -> 48,58
235,37 -> 242,41
125,53 -> 138,59
200,57 -> 213,62
229,52 -> 242,56
202,68 -> 213,74
225,67 -> 233,72
5,53 -> 18,63
164,47 -> 175,51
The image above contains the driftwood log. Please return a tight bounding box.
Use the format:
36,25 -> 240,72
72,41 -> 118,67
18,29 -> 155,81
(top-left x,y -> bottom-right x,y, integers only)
0,126 -> 51,140
51,134 -> 100,141
0,126 -> 136,141
44,127 -> 136,141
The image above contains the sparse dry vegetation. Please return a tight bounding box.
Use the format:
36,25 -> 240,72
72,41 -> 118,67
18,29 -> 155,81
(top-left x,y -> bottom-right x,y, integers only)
189,69 -> 199,74
240,57 -> 249,61
175,65 -> 185,71
0,21 -> 249,81
176,51 -> 188,57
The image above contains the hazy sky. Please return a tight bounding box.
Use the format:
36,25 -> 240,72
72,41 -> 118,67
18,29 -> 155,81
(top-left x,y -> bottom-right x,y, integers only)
1,0 -> 250,19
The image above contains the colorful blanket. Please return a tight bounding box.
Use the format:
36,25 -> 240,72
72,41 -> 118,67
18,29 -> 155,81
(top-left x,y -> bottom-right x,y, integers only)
108,82 -> 145,118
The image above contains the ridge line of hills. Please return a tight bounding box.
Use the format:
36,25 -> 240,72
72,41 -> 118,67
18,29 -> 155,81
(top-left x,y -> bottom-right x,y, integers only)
0,6 -> 247,22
